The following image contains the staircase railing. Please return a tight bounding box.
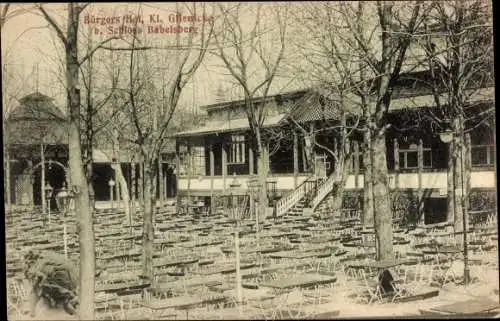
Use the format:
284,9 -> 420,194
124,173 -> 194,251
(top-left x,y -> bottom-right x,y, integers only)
275,175 -> 317,218
312,171 -> 338,210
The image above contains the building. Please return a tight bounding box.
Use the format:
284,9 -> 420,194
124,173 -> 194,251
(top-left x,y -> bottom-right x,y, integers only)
172,71 -> 496,225
4,92 -> 176,209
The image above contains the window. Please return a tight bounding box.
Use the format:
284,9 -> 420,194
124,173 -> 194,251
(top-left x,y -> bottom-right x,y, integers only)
472,145 -> 495,166
350,152 -> 364,172
398,144 -> 432,169
191,146 -> 206,176
228,135 -> 245,164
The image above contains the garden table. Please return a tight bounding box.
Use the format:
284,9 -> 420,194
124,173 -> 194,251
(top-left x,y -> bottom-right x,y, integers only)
95,280 -> 151,294
261,272 -> 337,290
153,256 -> 199,269
419,298 -> 499,317
193,262 -> 256,275
141,294 -> 228,320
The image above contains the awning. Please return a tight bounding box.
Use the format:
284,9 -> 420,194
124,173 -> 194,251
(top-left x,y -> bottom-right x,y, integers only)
173,113 -> 287,137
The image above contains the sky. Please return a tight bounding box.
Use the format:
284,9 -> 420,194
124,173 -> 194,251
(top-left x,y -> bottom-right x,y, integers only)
1,3 -> 303,115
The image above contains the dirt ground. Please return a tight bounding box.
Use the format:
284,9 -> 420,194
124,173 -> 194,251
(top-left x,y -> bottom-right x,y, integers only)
12,264 -> 498,320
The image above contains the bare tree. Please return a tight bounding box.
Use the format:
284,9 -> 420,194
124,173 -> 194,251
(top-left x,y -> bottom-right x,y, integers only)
416,0 -> 494,237
103,3 -> 214,282
212,3 -> 288,235
296,1 -> 427,261
37,3 -> 120,318
79,22 -> 124,215
287,3 -> 369,220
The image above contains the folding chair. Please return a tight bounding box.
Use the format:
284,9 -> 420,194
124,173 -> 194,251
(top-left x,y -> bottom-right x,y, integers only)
390,267 -> 408,302
359,269 -> 383,304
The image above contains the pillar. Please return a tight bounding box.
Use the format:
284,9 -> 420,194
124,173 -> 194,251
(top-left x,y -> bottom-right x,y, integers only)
293,131 -> 298,188
138,161 -> 144,206
222,142 -> 227,192
186,143 -> 192,214
175,142 -> 181,214
249,143 -> 254,176
465,133 -> 471,225
41,143 -> 46,214
417,139 -> 424,224
27,160 -> 34,207
158,155 -> 164,207
131,162 -> 136,211
393,139 -> 399,189
5,147 -> 11,206
309,122 -> 315,174
447,140 -> 455,223
209,143 -> 215,214
354,141 -> 360,189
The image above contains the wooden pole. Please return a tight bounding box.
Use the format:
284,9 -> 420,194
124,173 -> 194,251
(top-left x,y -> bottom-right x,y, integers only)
309,122 -> 315,175
6,147 -> 11,207
175,142 -> 181,214
235,222 -> 243,311
41,143 -> 46,215
447,140 -> 455,223
63,223 -> 68,259
210,143 -> 215,215
158,155 -> 163,208
187,144 -> 192,214
417,139 -> 424,224
222,142 -> 227,192
393,139 -> 399,189
293,131 -> 298,188
131,162 -> 136,208
354,141 -> 360,189
465,133 -> 471,225
249,143 -> 254,175
138,161 -> 144,207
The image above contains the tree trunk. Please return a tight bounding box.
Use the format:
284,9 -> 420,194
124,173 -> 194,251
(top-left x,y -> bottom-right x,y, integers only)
256,143 -> 269,237
330,139 -> 352,222
65,4 -> 94,319
142,161 -> 155,283
87,162 -> 95,212
452,117 -> 465,244
363,129 -> 374,228
371,132 -> 394,261
111,162 -> 130,224
447,140 -> 454,223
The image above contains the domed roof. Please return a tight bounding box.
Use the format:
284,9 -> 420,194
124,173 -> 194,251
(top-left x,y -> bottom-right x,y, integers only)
6,92 -> 66,121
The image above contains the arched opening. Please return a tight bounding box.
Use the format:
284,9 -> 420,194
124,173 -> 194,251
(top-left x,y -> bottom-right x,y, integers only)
32,162 -> 67,209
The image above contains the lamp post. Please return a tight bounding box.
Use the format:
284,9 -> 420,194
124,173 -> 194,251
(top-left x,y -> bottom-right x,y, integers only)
56,184 -> 75,259
439,119 -> 470,285
228,174 -> 243,313
44,182 -> 53,225
108,178 -> 115,209
247,175 -> 259,220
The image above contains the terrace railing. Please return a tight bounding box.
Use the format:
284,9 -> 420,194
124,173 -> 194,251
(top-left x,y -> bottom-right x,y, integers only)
275,175 -> 317,218
312,171 -> 338,210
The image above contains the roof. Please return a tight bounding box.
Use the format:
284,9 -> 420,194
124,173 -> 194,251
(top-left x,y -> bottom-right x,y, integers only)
173,113 -> 287,137
200,89 -> 308,112
6,92 -> 66,121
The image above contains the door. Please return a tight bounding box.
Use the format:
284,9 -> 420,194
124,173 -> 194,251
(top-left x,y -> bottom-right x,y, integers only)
315,153 -> 328,178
